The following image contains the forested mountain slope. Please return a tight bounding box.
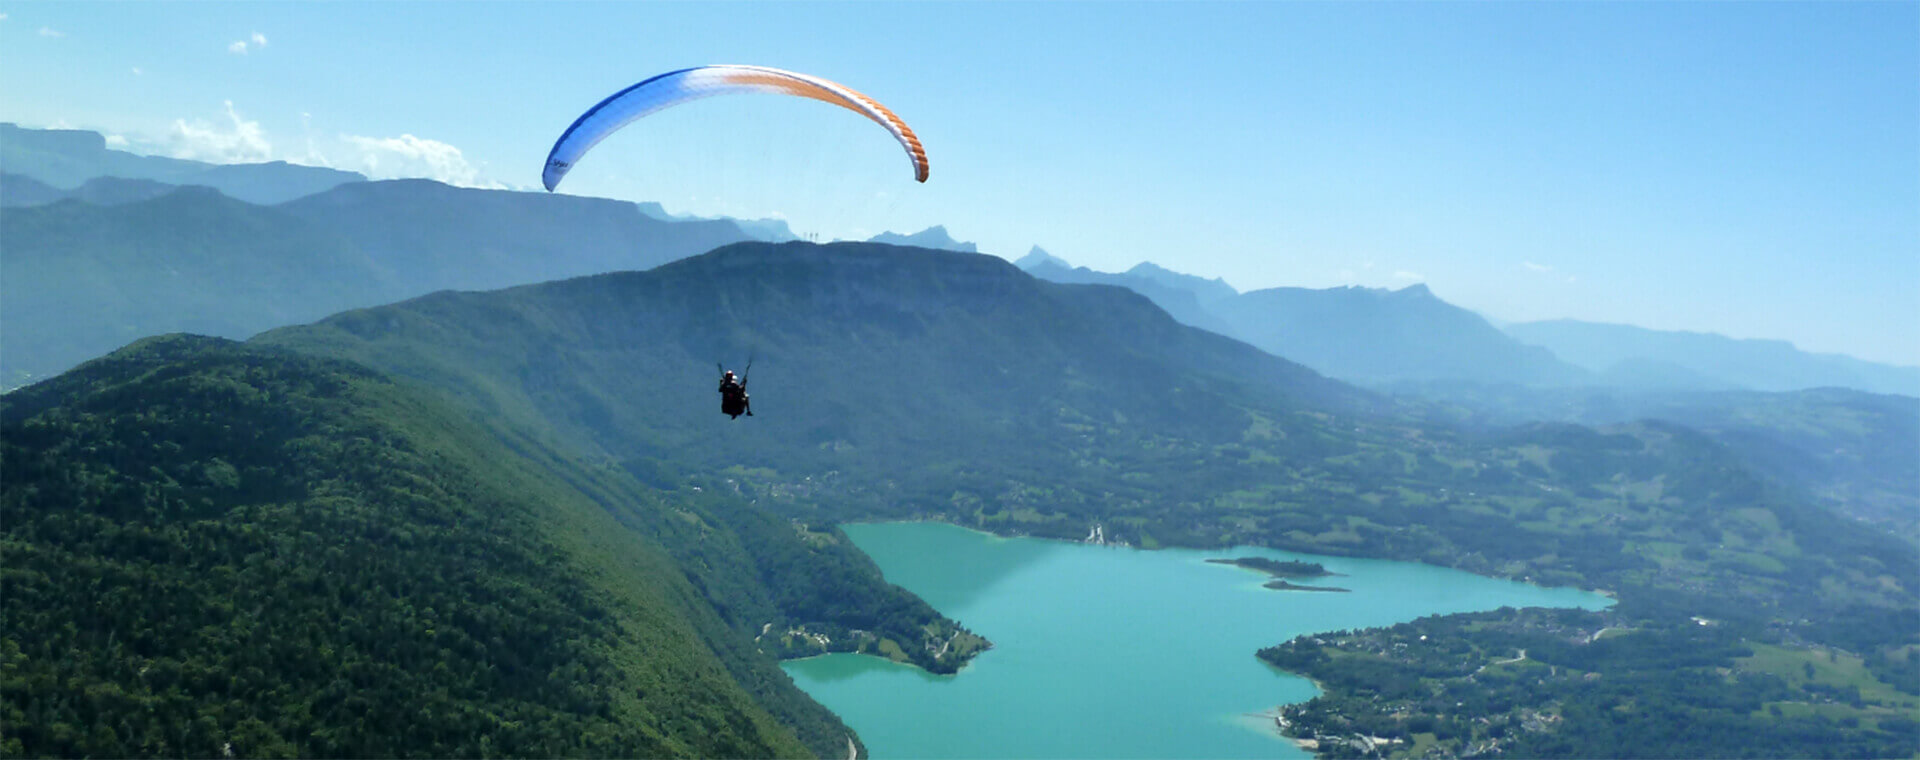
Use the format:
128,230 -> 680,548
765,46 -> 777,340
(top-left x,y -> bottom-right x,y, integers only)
0,335 -> 976,758
258,241 -> 1374,531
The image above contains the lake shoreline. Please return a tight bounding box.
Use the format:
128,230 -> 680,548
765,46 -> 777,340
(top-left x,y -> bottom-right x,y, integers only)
788,522 -> 1612,759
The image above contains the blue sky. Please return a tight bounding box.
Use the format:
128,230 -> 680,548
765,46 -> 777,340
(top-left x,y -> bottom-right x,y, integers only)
4,1 -> 1915,366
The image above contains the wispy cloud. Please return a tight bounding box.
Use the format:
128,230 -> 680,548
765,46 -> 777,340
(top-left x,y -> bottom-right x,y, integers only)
229,31 -> 268,54
38,26 -> 63,37
1522,260 -> 1553,273
167,100 -> 273,163
1392,270 -> 1425,282
340,133 -> 504,189
105,134 -> 130,148
140,103 -> 506,187
131,66 -> 144,76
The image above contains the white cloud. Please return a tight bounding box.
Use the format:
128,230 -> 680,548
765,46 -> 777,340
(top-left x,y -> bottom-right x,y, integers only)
1393,270 -> 1425,282
130,66 -> 144,76
0,13 -> 9,21
166,100 -> 273,163
230,32 -> 267,54
38,26 -> 62,37
147,104 -> 507,187
1522,260 -> 1552,273
105,134 -> 129,148
340,133 -> 504,189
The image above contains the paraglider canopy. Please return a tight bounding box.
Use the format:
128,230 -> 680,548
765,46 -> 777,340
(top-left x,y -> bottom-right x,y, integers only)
543,64 -> 928,192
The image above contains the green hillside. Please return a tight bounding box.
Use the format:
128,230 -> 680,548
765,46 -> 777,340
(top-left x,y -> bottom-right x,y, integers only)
0,335 -> 918,758
256,241 -> 1373,530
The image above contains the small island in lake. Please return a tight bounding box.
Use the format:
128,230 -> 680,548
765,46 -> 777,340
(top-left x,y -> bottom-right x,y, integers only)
1206,557 -> 1340,578
1263,579 -> 1351,592
1209,557 -> 1351,592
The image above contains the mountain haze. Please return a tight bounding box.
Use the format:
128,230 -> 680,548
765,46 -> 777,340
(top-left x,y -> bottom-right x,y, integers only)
866,225 -> 977,253
1211,283 -> 1589,386
1,123 -> 365,204
1509,319 -> 1920,396
1,179 -> 756,387
1,173 -> 69,206
1019,256 -> 1588,387
1020,258 -> 1243,338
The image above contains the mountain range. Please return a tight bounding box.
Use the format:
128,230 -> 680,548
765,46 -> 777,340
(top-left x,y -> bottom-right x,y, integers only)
10,123 -> 1908,399
1508,319 -> 1920,396
1019,256 -> 1589,387
865,225 -> 977,253
1017,253 -> 1919,397
1,122 -> 366,204
1,177 -> 759,388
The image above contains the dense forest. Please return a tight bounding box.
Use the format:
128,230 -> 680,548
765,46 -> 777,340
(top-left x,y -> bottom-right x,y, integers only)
0,336 -> 912,758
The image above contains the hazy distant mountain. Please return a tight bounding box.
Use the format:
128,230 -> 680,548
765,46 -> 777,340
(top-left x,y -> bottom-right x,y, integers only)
1124,261 -> 1238,305
1,173 -> 181,207
1508,319 -> 1920,397
2,179 -> 755,387
867,225 -> 977,252
1013,245 -> 1069,270
1594,356 -> 1744,391
1,123 -> 365,204
729,217 -> 800,242
1021,257 -> 1242,338
0,173 -> 65,206
1019,256 -> 1585,388
634,200 -> 799,242
1213,284 -> 1589,386
276,179 -> 750,291
1020,255 -> 1911,396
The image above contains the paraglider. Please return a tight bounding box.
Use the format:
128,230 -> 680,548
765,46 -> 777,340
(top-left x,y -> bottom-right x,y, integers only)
718,362 -> 752,419
542,64 -> 929,192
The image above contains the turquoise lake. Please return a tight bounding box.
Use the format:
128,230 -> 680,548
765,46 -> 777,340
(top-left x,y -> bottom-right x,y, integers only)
783,522 -> 1612,759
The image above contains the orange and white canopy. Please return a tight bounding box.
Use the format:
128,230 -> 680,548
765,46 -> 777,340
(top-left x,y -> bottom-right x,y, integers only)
543,64 -> 928,191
